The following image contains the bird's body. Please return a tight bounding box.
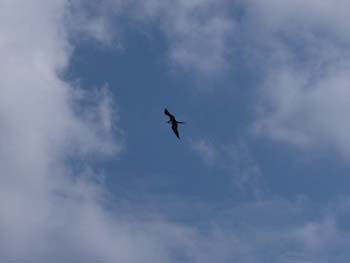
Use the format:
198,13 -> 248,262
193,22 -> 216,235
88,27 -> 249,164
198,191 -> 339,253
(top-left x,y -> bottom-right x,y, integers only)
171,122 -> 180,138
164,108 -> 184,139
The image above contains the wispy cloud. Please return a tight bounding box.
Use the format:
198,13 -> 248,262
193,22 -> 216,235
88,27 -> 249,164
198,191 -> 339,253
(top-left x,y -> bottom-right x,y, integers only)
190,138 -> 217,164
190,138 -> 267,199
71,0 -> 236,76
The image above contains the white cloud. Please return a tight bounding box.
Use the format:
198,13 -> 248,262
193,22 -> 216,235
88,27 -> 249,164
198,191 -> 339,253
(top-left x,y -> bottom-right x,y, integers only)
254,62 -> 350,154
245,0 -> 350,156
75,0 -> 236,76
0,0 -> 122,259
156,0 -> 235,75
66,0 -> 125,47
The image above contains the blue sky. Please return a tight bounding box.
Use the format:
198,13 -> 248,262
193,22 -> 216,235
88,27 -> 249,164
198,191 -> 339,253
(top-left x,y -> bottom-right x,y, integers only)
2,0 -> 350,262
68,5 -> 350,203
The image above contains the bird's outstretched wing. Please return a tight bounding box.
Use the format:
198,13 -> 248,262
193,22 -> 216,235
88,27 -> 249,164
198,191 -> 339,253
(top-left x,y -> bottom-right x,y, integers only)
171,124 -> 180,139
164,108 -> 175,119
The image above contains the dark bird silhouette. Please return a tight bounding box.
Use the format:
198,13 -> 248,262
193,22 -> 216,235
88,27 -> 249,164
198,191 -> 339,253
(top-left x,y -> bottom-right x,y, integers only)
164,108 -> 184,139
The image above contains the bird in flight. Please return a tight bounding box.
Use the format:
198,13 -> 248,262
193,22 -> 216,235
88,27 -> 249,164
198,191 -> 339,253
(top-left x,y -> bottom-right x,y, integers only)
164,108 -> 184,139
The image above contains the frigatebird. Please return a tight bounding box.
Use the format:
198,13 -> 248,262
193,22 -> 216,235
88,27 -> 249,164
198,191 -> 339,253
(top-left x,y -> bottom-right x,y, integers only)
164,108 -> 184,139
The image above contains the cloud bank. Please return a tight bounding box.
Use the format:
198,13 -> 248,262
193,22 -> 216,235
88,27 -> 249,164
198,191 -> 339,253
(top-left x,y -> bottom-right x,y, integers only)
0,0 -> 123,260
